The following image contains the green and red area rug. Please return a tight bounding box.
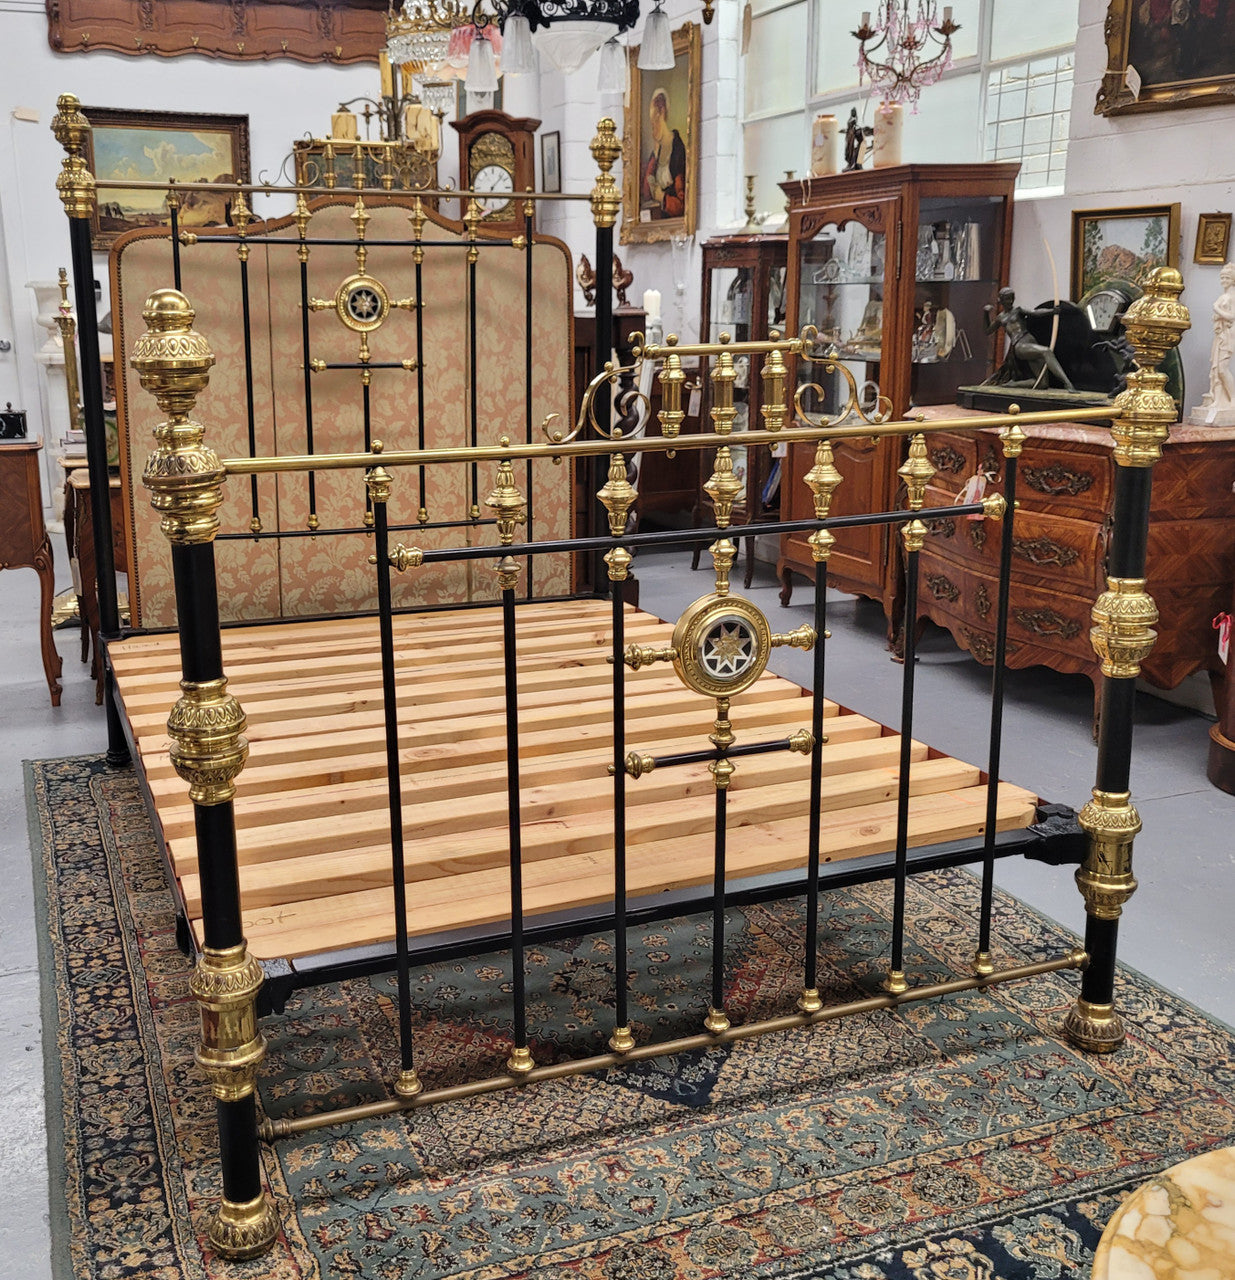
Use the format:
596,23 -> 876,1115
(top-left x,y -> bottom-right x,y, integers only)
30,754 -> 1235,1279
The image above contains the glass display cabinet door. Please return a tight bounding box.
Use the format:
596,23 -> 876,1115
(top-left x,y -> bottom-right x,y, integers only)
910,194 -> 1004,405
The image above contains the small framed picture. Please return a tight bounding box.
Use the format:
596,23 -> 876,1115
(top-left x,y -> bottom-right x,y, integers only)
541,131 -> 561,194
1194,213 -> 1233,266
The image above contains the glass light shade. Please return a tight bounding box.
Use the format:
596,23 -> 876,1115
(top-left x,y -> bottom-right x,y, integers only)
466,30 -> 500,93
637,4 -> 674,71
532,20 -> 619,73
501,11 -> 537,75
598,37 -> 626,93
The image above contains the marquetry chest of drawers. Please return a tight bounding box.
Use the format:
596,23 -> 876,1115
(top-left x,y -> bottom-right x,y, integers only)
915,415 -> 1235,710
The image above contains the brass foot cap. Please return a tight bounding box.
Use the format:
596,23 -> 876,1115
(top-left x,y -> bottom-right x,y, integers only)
972,951 -> 995,977
608,1025 -> 636,1054
393,1068 -> 422,1098
704,1007 -> 730,1034
506,1046 -> 535,1075
209,1191 -> 279,1260
882,969 -> 909,995
797,988 -> 823,1014
1064,998 -> 1125,1054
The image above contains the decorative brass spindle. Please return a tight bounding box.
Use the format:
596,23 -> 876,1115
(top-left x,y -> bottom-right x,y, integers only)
598,452 -> 638,537
293,193 -> 311,262
589,117 -> 621,230
658,349 -> 686,437
464,198 -> 482,263
410,197 -> 427,265
711,538 -> 736,596
52,94 -> 95,219
804,438 -> 843,564
709,347 -> 737,436
352,194 -> 371,274
760,334 -> 788,433
486,440 -> 527,546
54,269 -> 82,434
322,139 -> 337,189
898,433 -> 935,510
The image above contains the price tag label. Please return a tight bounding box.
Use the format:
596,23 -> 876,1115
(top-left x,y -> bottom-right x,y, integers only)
687,388 -> 702,419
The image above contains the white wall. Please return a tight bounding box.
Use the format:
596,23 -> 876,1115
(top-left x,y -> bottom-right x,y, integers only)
1009,0 -> 1235,401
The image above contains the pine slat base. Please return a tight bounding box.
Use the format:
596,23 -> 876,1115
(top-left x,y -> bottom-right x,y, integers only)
110,601 -> 1038,962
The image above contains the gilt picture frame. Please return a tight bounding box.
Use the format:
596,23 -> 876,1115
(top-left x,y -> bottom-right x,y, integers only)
1096,0 -> 1235,116
1070,203 -> 1181,300
541,131 -> 561,194
1195,213 -> 1233,266
82,106 -> 250,249
621,21 -> 700,244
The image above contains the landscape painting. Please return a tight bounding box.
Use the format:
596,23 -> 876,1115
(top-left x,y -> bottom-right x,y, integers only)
1070,204 -> 1181,300
83,108 -> 250,248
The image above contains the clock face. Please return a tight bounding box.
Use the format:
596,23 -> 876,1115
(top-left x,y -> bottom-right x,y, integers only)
473,162 -> 514,215
1085,288 -> 1128,334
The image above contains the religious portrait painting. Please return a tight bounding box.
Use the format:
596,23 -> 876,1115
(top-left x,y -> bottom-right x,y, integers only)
621,22 -> 700,244
1097,0 -> 1235,114
83,107 -> 250,249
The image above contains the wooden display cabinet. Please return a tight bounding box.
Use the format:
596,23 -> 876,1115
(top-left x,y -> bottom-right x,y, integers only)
776,163 -> 1018,620
692,233 -> 788,588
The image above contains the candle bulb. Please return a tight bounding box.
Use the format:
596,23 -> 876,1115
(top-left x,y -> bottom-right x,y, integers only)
643,288 -> 662,320
379,49 -> 394,98
861,10 -> 871,25
943,5 -> 953,20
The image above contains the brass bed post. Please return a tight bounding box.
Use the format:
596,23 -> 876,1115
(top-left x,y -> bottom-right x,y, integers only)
131,290 -> 279,1257
1064,268 -> 1189,1054
52,94 -> 129,765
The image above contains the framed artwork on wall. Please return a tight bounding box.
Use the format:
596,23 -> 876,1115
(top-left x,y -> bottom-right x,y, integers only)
82,107 -> 250,249
1096,0 -> 1235,115
1070,203 -> 1181,300
621,21 -> 700,244
541,131 -> 561,194
1195,213 -> 1233,265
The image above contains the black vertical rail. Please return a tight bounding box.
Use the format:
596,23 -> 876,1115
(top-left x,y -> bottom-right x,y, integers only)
67,215 -> 128,764
502,584 -> 530,1064
591,224 -> 614,594
524,201 -> 535,599
169,189 -> 182,291
802,568 -> 828,1000
299,257 -> 317,524
978,459 -> 1018,959
611,580 -> 629,1037
362,380 -> 373,527
239,251 -> 260,531
889,544 -> 922,982
372,491 -> 416,1080
468,252 -> 480,518
710,765 -> 730,1024
414,250 -> 428,521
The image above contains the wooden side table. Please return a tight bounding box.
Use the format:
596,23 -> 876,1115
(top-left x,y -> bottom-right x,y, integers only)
0,438 -> 62,705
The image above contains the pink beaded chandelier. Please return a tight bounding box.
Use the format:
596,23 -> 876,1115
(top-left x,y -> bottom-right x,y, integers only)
853,1 -> 960,106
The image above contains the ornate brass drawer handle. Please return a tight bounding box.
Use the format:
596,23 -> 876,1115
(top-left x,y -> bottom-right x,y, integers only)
928,444 -> 966,475
1013,606 -> 1081,640
963,628 -> 1022,664
1021,463 -> 1096,498
1012,536 -> 1081,568
975,583 -> 991,619
925,572 -> 960,602
923,516 -> 956,539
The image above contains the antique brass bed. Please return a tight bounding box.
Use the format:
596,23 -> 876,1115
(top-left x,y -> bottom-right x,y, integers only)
53,92 -> 1186,1261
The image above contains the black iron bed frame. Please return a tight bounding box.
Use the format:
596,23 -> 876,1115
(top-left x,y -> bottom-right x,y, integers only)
52,92 -> 1189,1259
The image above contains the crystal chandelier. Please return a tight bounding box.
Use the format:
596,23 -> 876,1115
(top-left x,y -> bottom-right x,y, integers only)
853,2 -> 959,106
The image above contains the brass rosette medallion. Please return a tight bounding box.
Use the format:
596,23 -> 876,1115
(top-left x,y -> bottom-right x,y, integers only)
336,273 -> 392,333
671,593 -> 773,698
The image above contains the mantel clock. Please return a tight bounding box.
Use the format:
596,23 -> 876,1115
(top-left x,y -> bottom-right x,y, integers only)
451,109 -> 540,228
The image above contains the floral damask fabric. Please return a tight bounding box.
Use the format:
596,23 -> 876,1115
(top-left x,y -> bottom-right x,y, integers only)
32,755 -> 1235,1280
112,201 -> 575,628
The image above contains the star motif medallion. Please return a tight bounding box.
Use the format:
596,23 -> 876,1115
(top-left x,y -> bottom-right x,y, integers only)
348,287 -> 381,321
701,619 -> 756,679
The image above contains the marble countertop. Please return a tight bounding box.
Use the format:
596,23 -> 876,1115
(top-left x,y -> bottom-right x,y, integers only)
1093,1146 -> 1235,1279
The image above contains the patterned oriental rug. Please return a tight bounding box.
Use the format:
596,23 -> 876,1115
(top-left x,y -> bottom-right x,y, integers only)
28,755 -> 1235,1280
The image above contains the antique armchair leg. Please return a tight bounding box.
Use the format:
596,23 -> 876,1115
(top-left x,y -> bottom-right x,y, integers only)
1064,268 -> 1188,1054
34,537 -> 63,707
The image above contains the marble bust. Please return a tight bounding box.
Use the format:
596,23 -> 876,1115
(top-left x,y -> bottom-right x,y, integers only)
1189,261 -> 1235,426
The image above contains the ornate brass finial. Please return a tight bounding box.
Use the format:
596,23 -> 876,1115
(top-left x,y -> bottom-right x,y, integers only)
1075,788 -> 1140,921
495,554 -> 521,590
464,198 -> 482,262
52,93 -> 95,218
605,545 -> 632,582
1090,577 -> 1158,679
710,696 -> 734,750
133,290 -> 224,547
710,538 -> 736,596
710,351 -> 737,435
704,448 -> 743,527
294,193 -> 311,262
589,117 -> 621,229
486,455 -> 527,545
232,187 -> 253,234
1112,266 -> 1190,468
366,463 -> 393,506
902,518 -> 927,553
1000,422 -> 1026,458
167,677 -> 249,806
804,439 -> 842,520
410,197 -> 427,264
760,344 -> 789,432
658,353 -> 686,437
898,434 -> 934,510
598,452 -> 637,537
808,527 -> 835,564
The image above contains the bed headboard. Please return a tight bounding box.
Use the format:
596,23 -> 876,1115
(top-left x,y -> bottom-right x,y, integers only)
112,197 -> 576,628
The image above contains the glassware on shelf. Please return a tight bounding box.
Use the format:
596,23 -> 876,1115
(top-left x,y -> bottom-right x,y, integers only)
931,221 -> 956,280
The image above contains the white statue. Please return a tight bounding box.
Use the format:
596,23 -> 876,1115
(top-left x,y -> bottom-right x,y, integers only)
1191,261 -> 1235,426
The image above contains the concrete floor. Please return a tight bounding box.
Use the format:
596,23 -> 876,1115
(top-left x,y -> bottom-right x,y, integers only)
1,540 -> 1232,1277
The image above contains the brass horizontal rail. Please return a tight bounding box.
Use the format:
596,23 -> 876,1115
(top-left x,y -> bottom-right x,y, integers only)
91,176 -> 593,202
258,948 -> 1086,1140
220,404 -> 1118,476
638,336 -> 814,357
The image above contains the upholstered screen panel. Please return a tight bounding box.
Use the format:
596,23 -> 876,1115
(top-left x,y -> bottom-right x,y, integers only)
113,198 -> 575,628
